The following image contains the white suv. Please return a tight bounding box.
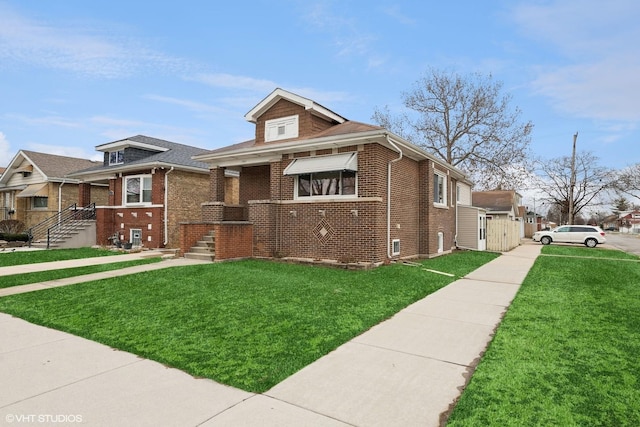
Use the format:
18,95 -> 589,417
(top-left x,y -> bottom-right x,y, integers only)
532,225 -> 606,248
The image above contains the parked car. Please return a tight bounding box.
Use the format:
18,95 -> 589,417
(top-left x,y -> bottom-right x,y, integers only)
532,225 -> 606,248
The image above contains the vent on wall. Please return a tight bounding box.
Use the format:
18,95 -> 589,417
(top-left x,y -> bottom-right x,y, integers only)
392,239 -> 400,256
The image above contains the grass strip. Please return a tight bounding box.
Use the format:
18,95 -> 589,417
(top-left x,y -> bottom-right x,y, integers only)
542,245 -> 640,260
0,251 -> 497,393
0,248 -> 121,267
0,258 -> 162,289
446,247 -> 640,426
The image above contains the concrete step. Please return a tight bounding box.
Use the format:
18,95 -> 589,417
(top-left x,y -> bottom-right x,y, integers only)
184,252 -> 215,262
189,246 -> 215,254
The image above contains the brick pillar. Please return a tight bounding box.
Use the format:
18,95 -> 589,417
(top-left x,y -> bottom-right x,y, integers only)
78,183 -> 92,206
270,161 -> 282,200
109,178 -> 117,205
209,168 -> 226,202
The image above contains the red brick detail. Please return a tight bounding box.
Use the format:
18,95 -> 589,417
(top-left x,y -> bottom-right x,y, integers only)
78,183 -> 92,206
179,223 -> 214,257
214,223 -> 253,259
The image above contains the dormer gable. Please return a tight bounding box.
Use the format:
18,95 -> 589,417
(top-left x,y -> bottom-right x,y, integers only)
96,136 -> 170,167
245,88 -> 347,145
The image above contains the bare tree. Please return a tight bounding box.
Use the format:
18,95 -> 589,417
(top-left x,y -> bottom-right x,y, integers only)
372,68 -> 533,189
536,151 -> 614,224
615,163 -> 640,203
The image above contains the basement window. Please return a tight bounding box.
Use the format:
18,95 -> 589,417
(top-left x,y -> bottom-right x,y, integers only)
392,239 -> 400,256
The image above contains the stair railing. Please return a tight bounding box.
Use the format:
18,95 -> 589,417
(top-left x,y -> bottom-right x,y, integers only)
27,203 -> 96,249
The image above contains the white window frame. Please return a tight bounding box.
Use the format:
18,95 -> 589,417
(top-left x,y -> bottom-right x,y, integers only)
109,150 -> 124,165
123,175 -> 152,205
392,239 -> 400,256
433,171 -> 447,208
294,170 -> 357,199
265,115 -> 299,142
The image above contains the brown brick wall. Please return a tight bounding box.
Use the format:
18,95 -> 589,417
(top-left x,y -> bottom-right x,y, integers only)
214,223 -> 253,259
254,99 -> 336,145
389,155 -> 421,259
202,202 -> 224,222
275,200 -> 386,263
209,168 -> 225,202
95,169 -> 208,249
240,165 -> 270,203
248,201 -> 276,257
421,161 -> 456,256
166,170 -> 210,248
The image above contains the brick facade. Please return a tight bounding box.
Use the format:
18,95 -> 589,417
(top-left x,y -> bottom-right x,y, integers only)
96,168 -> 208,248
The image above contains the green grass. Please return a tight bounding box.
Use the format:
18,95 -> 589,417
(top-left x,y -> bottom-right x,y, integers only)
0,250 -> 497,393
446,246 -> 640,426
0,258 -> 162,288
542,244 -> 640,260
0,247 -> 121,267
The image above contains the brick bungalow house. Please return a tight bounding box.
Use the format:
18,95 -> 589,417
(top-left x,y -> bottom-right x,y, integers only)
183,88 -> 473,265
0,150 -> 108,226
67,135 -> 214,249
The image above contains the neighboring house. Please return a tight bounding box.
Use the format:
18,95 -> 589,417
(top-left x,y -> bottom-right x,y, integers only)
618,210 -> 640,234
67,135 -> 212,248
472,190 -> 523,221
601,213 -> 619,230
184,88 -> 474,264
0,150 -> 107,226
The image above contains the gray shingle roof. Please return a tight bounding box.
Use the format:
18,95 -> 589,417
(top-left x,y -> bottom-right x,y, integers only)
71,135 -> 211,175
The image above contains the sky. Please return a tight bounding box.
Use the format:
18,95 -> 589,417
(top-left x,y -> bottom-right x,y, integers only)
1,0 -> 639,200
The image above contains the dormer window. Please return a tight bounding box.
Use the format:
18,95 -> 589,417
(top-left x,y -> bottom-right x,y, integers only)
109,150 -> 124,165
265,115 -> 298,142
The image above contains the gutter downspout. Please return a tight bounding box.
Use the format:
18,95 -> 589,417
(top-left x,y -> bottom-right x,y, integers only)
164,167 -> 174,246
386,134 -> 403,259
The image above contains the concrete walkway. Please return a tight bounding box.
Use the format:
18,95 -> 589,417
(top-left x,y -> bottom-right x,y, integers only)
0,243 -> 542,427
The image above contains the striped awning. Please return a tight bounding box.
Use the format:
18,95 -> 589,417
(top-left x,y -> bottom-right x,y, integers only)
283,152 -> 358,175
16,183 -> 48,198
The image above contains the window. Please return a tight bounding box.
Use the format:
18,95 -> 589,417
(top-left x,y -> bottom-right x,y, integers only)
433,172 -> 447,206
109,150 -> 124,165
124,175 -> 152,204
392,239 -> 400,256
32,196 -> 48,209
296,170 -> 356,198
265,115 -> 299,142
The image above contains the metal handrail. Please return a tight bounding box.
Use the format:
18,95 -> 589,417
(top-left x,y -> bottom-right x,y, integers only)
27,203 -> 96,249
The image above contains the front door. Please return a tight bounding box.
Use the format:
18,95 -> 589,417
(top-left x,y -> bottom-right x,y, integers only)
478,214 -> 487,251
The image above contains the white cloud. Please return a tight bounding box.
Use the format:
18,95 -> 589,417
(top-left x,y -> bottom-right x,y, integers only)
380,5 -> 416,26
191,73 -> 278,93
512,1 -> 640,122
0,4 -> 190,78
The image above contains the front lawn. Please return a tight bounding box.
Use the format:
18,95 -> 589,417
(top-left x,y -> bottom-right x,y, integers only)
446,246 -> 640,426
0,247 -> 120,267
0,258 -> 162,289
0,251 -> 497,393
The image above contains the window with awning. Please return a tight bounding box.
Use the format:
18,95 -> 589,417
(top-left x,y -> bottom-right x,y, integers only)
16,183 -> 48,198
283,152 -> 357,176
284,153 -> 358,198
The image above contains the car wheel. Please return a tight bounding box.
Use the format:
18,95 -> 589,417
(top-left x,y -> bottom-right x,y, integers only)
540,236 -> 552,245
585,238 -> 598,248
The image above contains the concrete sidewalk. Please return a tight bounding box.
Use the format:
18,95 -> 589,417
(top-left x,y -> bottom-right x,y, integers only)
0,251 -> 209,297
0,243 -> 542,427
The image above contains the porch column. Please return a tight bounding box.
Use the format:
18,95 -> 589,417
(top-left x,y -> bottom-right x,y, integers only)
78,183 -> 92,206
269,161 -> 283,200
209,168 -> 226,202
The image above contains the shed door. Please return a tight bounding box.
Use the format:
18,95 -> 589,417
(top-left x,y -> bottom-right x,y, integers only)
479,214 -> 487,251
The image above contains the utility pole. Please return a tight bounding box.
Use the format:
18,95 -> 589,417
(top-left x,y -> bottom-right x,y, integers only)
568,132 -> 578,224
